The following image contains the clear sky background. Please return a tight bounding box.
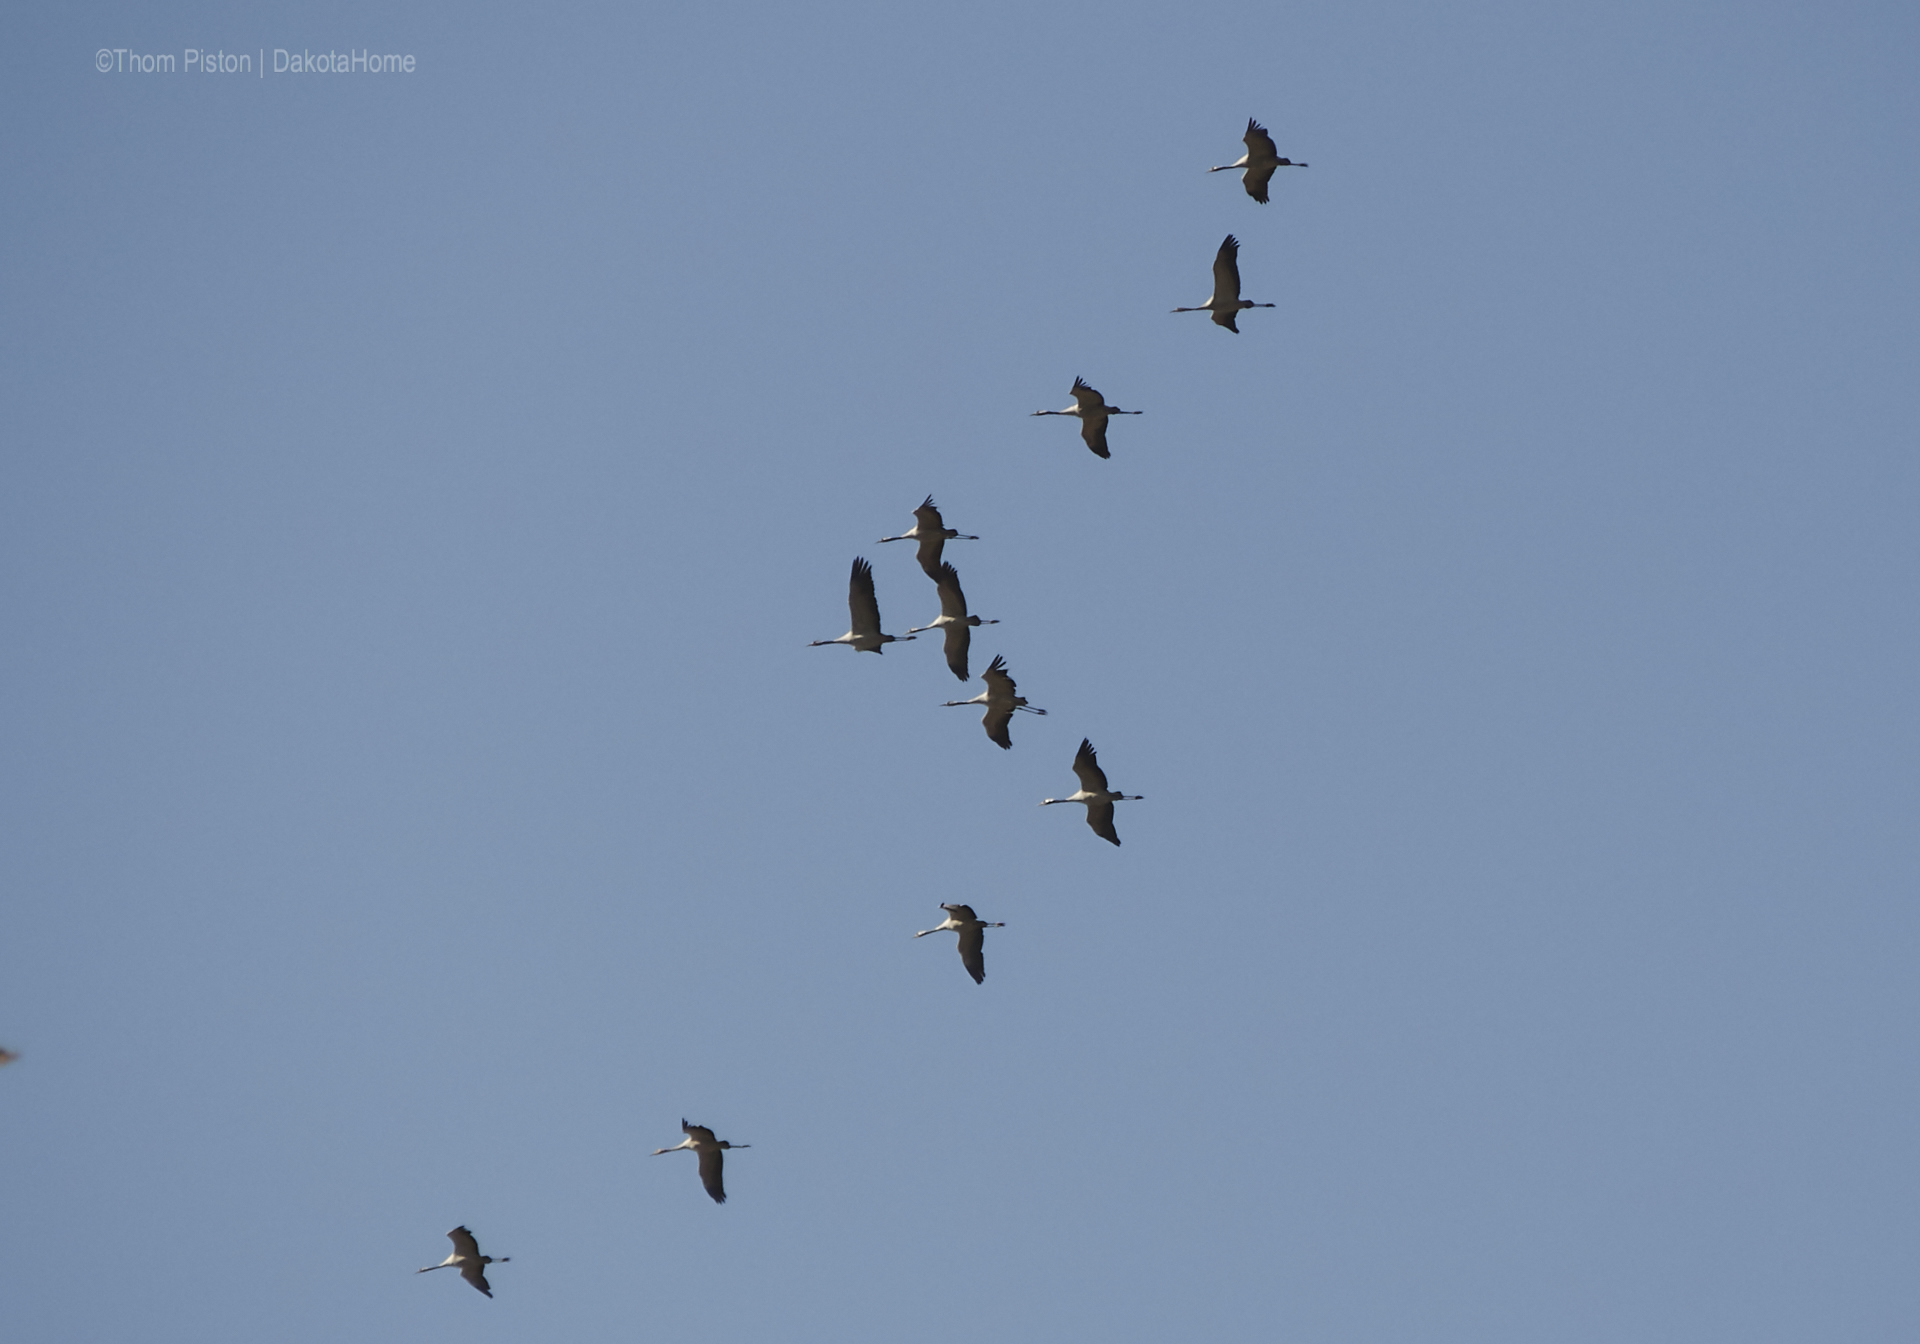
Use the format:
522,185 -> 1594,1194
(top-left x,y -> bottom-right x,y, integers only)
4,1 -> 1918,1340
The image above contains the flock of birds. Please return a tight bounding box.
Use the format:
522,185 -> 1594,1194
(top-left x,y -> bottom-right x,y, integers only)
0,117 -> 1296,1302
408,114 -> 1308,1300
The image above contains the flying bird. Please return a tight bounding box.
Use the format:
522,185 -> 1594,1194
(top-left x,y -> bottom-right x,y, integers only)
1208,118 -> 1307,203
1031,378 -> 1142,460
915,903 -> 1005,985
654,1120 -> 750,1204
943,654 -> 1046,749
906,562 -> 998,682
0,1047 -> 17,1067
417,1226 -> 509,1298
809,557 -> 916,653
1172,235 -> 1274,333
1041,738 -> 1144,846
878,495 -> 978,579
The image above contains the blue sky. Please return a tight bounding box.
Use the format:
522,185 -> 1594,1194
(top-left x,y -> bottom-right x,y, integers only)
4,1 -> 1918,1340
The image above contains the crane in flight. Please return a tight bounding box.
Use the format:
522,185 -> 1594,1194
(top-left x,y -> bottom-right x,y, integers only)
1209,118 -> 1307,203
878,495 -> 978,579
417,1226 -> 510,1298
654,1120 -> 750,1204
1031,377 -> 1142,460
1041,738 -> 1144,846
943,654 -> 1046,749
809,557 -> 915,654
906,562 -> 997,682
915,903 -> 1005,984
1172,235 -> 1274,333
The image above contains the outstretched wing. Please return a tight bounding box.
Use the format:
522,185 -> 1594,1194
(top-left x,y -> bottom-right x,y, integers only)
848,557 -> 883,638
447,1227 -> 481,1260
1212,236 -> 1243,309
1072,738 -> 1112,794
956,923 -> 987,984
943,621 -> 971,682
941,903 -> 979,922
460,1261 -> 494,1297
682,1120 -> 719,1144
1242,119 -> 1278,202
983,702 -> 1014,749
1085,799 -> 1121,846
914,533 -> 945,578
1070,378 -> 1103,414
698,1146 -> 727,1204
982,655 -> 1015,698
1079,414 -> 1111,459
934,562 -> 969,620
913,495 -> 944,531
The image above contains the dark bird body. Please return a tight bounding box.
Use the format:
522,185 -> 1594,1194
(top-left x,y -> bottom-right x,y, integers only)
1172,235 -> 1275,333
417,1226 -> 509,1298
654,1120 -> 749,1204
915,903 -> 1005,984
809,557 -> 915,653
943,654 -> 1046,749
877,496 -> 978,579
1209,118 -> 1307,203
1041,738 -> 1145,845
907,562 -> 998,682
1032,378 -> 1142,459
